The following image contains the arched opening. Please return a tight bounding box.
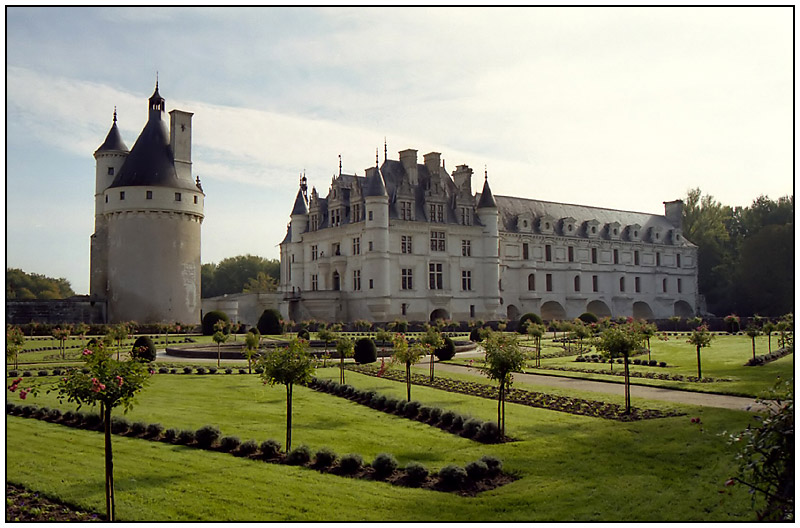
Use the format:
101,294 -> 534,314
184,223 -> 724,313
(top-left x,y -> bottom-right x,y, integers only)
674,300 -> 694,318
506,305 -> 520,322
332,271 -> 340,291
527,274 -> 535,291
540,301 -> 566,321
632,301 -> 654,320
586,300 -> 612,318
430,308 -> 449,322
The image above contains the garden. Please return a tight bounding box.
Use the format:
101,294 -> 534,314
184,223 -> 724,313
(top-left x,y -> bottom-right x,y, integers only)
5,316 -> 793,521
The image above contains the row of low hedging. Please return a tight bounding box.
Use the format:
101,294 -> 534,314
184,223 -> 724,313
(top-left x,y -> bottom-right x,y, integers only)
346,364 -> 684,422
745,347 -> 793,366
534,365 -> 732,383
6,366 -> 259,378
308,378 -> 505,443
576,355 -> 668,367
6,403 -> 510,495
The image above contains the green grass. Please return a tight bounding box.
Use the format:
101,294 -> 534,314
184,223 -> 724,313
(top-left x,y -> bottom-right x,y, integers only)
7,366 -> 768,521
451,334 -> 792,398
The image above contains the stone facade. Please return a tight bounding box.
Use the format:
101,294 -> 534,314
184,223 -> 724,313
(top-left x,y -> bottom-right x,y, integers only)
90,85 -> 204,324
279,148 -> 698,323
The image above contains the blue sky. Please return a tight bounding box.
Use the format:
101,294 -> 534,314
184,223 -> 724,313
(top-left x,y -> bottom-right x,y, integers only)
5,6 -> 794,295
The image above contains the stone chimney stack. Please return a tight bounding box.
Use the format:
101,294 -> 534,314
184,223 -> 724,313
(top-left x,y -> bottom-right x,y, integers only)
399,149 -> 418,186
663,199 -> 684,228
452,164 -> 473,194
423,152 -> 441,178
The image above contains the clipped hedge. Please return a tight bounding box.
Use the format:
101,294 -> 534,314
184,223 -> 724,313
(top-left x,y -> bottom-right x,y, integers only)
353,337 -> 378,364
257,309 -> 283,335
518,313 -> 543,333
202,310 -> 230,336
131,335 -> 157,362
434,336 -> 456,361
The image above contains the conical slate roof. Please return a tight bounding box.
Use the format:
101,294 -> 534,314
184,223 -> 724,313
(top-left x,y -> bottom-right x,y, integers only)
95,119 -> 128,153
476,176 -> 497,209
291,188 -> 308,215
364,168 -> 387,197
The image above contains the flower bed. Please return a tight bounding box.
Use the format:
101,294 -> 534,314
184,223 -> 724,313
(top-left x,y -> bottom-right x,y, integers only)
346,365 -> 683,421
307,377 -> 507,443
745,347 -> 792,366
6,402 -> 514,496
535,365 -> 732,383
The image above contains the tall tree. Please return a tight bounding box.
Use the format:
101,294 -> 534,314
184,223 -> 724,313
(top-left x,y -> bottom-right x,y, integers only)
6,268 -> 75,299
257,338 -> 315,453
201,255 -> 280,298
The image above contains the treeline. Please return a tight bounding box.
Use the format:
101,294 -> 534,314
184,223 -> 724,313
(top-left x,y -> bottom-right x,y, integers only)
682,189 -> 793,316
6,268 -> 75,300
201,255 -> 280,298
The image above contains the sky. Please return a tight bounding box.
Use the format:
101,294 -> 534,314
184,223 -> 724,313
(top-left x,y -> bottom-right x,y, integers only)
4,6 -> 794,295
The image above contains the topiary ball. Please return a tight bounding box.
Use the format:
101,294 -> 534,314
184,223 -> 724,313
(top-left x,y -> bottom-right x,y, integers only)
438,464 -> 468,489
286,445 -> 312,465
339,453 -> 363,474
434,336 -> 457,361
371,453 -> 399,478
202,311 -> 230,336
314,447 -> 338,468
131,335 -> 157,362
353,337 -> 378,364
518,313 -> 544,333
297,329 -> 310,340
404,462 -> 429,485
259,439 -> 282,458
257,309 -> 283,335
465,460 -> 489,481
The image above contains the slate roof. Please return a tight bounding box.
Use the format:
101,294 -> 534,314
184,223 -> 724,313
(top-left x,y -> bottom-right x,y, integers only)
291,188 -> 308,215
95,120 -> 128,153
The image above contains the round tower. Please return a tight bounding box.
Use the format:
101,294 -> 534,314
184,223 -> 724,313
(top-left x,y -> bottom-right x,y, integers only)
476,173 -> 501,319
91,109 -> 129,300
363,166 -> 391,321
102,84 -> 204,324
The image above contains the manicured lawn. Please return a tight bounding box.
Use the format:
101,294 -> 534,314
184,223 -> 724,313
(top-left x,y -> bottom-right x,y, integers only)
7,367 -> 763,521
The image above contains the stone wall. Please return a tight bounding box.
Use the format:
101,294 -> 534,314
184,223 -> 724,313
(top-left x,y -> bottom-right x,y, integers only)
5,297 -> 107,325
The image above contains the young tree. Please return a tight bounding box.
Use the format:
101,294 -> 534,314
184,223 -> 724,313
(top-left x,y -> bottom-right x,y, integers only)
73,322 -> 90,345
392,333 -> 424,402
572,321 -> 591,357
688,324 -> 714,379
336,337 -> 353,385
52,325 -> 72,360
376,327 -> 392,359
596,322 -> 644,414
419,325 -> 444,381
257,338 -> 315,453
526,323 -> 545,368
669,315 -> 682,331
7,325 -> 25,369
213,319 -> 230,367
55,341 -> 150,521
108,323 -> 129,361
775,320 -> 791,349
762,321 -> 775,353
479,331 -> 526,436
745,324 -> 761,362
243,329 -> 260,374
317,326 -> 337,369
640,322 -> 657,361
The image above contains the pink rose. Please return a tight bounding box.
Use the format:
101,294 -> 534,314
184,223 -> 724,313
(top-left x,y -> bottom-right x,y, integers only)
82,349 -> 92,356
19,389 -> 27,400
115,376 -> 124,387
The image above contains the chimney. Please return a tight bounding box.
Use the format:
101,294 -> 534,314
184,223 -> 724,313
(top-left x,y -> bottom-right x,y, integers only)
399,149 -> 418,186
170,110 -> 194,183
423,152 -> 441,178
452,164 -> 473,194
663,199 -> 683,228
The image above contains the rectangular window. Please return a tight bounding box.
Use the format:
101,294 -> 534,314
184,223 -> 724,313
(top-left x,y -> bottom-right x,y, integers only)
194,196 -> 198,204
470,305 -> 475,318
634,250 -> 640,265
369,279 -> 374,289
676,254 -> 682,268
545,245 -> 552,262
528,274 -> 535,291
333,243 -> 341,256
352,203 -> 361,222
461,207 -> 472,226
656,252 -> 661,266
119,191 -> 125,200
401,269 -> 413,290
175,192 -> 182,202
429,203 -> 444,223
311,245 -> 318,261
401,235 -> 413,254
429,263 -> 443,290
311,274 -> 318,291
662,278 -> 668,293
592,275 -> 599,292
574,275 -> 580,292
677,278 -> 682,293
568,246 -> 574,262
546,273 -> 553,292
635,276 -> 641,293
461,270 -> 472,291
400,201 -> 412,220
105,195 -> 108,203
430,231 -> 446,252
107,167 -> 114,176
523,243 -> 529,260
591,247 -> 597,264
402,303 -> 408,316
146,190 -> 153,200
461,240 -> 471,257
368,241 -> 374,252
353,270 -> 361,291
613,249 -> 619,264
352,237 -> 361,255
368,210 -> 373,221
619,277 -> 625,292
310,214 -> 319,231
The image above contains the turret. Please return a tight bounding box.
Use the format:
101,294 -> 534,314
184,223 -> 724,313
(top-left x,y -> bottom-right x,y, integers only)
476,173 -> 501,319
364,166 -> 391,319
290,176 -> 309,243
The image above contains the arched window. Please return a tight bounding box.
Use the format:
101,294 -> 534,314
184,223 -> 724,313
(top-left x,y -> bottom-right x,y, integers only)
574,275 -> 580,292
528,274 -> 535,291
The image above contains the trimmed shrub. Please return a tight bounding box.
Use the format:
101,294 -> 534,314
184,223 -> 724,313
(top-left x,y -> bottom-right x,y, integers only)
395,400 -> 408,415
417,406 -> 432,422
297,329 -> 310,340
225,368 -> 233,374
208,367 -> 217,374
659,361 -> 667,368
465,460 -> 489,480
578,312 -> 599,324
170,368 -> 177,374
238,369 -> 247,375
33,406 -> 50,419
404,462 -> 429,485
339,453 -> 364,474
22,371 -> 32,377
371,453 -> 399,478
83,413 -> 102,430
480,455 -> 503,476
131,336 -> 157,362
146,423 -> 164,438
219,436 -> 241,453
360,390 -> 377,404
257,309 -> 283,335
451,414 -> 465,432
434,337 -> 456,361
384,397 -> 400,413
110,417 -> 131,434
353,337 -> 378,364
286,445 -> 312,465
469,328 -> 483,342
176,429 -> 196,445
428,407 -> 443,424
8,370 -> 19,377
202,310 -> 230,336
259,439 -> 282,458
129,421 -> 148,436
439,410 -> 456,427
158,367 -> 169,374
518,312 -> 544,333
52,368 -> 63,376
371,394 -> 387,410
196,367 -> 207,375
81,368 -> 90,374
6,402 -> 18,415
237,439 -> 259,457
315,447 -> 338,468
46,408 -> 62,422
20,405 -> 36,417
648,360 -> 657,367
461,418 -> 484,439
438,464 -> 468,489
254,367 -> 263,374
195,425 -> 222,449
183,366 -> 193,374
476,421 -> 501,443
404,400 -> 422,418
37,370 -> 49,377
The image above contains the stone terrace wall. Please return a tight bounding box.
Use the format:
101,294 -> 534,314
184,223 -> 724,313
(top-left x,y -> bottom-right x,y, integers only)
6,297 -> 107,325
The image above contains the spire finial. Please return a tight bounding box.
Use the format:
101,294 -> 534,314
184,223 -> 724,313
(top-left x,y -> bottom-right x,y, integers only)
113,106 -> 117,124
376,148 -> 379,167
384,137 -> 387,162
156,71 -> 159,90
339,154 -> 342,177
485,165 -> 488,181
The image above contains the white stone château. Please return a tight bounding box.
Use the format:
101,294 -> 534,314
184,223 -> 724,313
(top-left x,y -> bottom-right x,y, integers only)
91,84 -> 204,324
279,147 -> 698,324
